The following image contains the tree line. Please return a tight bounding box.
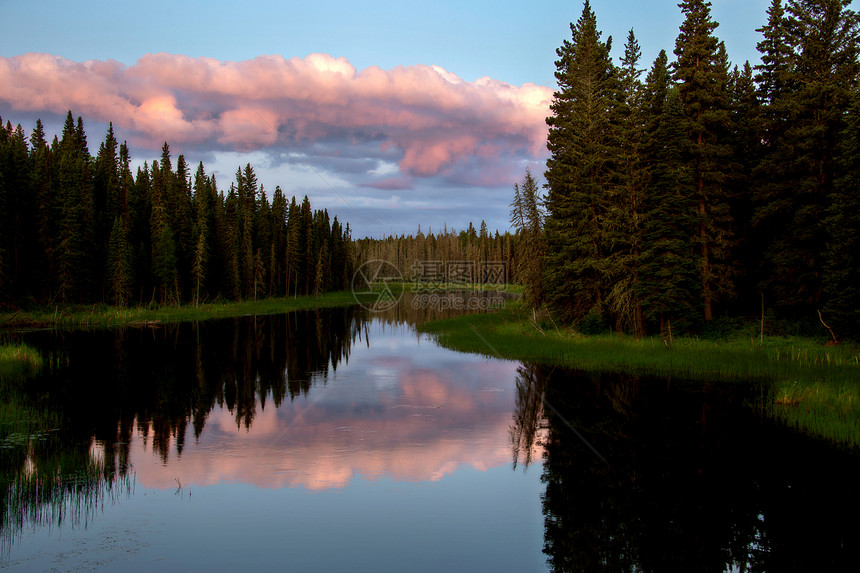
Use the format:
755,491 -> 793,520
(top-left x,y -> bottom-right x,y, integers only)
0,111 -> 353,307
353,222 -> 518,286
519,0 -> 860,339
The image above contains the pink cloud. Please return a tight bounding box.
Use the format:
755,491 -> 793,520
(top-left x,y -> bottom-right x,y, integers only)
360,176 -> 414,191
0,52 -> 552,182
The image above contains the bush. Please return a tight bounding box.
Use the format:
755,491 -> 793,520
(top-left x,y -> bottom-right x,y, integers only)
578,309 -> 606,335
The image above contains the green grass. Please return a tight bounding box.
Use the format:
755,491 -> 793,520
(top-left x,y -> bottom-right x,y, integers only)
0,291 -> 363,330
419,302 -> 860,447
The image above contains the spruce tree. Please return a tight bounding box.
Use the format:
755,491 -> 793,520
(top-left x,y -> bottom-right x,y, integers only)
637,88 -> 700,332
753,0 -> 859,316
608,29 -> 647,334
30,119 -> 55,300
544,0 -> 620,323
509,168 -> 545,308
823,88 -> 860,337
152,224 -> 178,304
56,112 -> 94,302
673,0 -> 736,322
107,216 -> 133,307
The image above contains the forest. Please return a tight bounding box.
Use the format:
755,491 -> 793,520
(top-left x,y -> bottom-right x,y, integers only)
0,111 -> 523,311
509,0 -> 860,340
0,112 -> 355,307
1,0 -> 859,342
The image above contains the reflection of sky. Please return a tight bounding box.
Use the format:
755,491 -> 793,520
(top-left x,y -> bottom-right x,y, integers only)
130,321 -> 542,491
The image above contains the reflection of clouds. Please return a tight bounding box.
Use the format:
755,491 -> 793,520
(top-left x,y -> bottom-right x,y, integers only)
131,328 -> 540,491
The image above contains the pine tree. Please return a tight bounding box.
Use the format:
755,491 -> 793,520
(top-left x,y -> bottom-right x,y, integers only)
270,186 -> 287,295
285,196 -> 300,297
93,124 -> 120,300
544,0 -> 620,323
29,119 -> 56,300
823,88 -> 860,337
673,0 -> 736,322
56,112 -> 94,302
152,224 -> 178,304
509,168 -> 545,308
637,88 -> 700,333
754,0 -> 860,316
727,62 -> 761,312
107,216 -> 133,307
607,28 -> 647,334
192,226 -> 207,307
314,241 -> 329,297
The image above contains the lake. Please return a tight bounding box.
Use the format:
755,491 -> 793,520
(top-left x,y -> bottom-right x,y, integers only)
2,299 -> 859,571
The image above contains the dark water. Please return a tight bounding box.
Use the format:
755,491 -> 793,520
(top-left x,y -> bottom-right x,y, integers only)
1,303 -> 859,571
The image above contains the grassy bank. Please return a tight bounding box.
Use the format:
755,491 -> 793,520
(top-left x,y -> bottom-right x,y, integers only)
419,303 -> 860,447
0,291 -> 362,330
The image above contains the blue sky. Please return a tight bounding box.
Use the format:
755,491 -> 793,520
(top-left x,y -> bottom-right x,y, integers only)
0,0 -> 832,238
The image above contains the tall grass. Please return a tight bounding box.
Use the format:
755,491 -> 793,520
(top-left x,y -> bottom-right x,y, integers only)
419,303 -> 860,446
0,291 -> 361,330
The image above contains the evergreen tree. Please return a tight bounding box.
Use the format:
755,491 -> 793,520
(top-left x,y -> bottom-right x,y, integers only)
607,28 -> 647,334
823,88 -> 860,337
753,0 -> 860,316
30,119 -> 56,300
637,88 -> 700,333
56,112 -> 94,302
93,123 -> 120,299
152,224 -> 178,304
192,226 -> 207,307
727,62 -> 761,312
544,0 -> 620,323
314,241 -> 329,297
673,0 -> 736,321
509,168 -> 545,308
107,216 -> 133,307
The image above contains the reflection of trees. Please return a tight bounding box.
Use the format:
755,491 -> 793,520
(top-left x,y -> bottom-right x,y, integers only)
3,307 -> 369,553
510,363 -> 547,469
539,365 -> 860,572
371,290 -> 517,328
24,307 -> 368,466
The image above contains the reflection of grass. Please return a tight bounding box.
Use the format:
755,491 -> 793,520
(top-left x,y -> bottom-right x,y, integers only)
0,343 -> 42,380
0,291 -> 359,329
0,343 -> 129,556
1,343 -> 58,444
419,303 -> 860,446
1,451 -> 134,557
769,379 -> 860,447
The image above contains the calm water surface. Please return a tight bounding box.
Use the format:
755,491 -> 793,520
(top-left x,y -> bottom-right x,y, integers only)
2,302 -> 860,571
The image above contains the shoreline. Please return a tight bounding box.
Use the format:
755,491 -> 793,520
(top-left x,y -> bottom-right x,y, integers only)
418,302 -> 860,448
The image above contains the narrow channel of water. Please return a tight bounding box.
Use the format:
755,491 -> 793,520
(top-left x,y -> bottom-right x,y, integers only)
1,300 -> 859,571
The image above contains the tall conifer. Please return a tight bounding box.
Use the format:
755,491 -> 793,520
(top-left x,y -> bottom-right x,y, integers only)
673,0 -> 736,322
544,0 -> 620,323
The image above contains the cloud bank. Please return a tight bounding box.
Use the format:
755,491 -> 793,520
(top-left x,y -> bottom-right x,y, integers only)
0,52 -> 552,187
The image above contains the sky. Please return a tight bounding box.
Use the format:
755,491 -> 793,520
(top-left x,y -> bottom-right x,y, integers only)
0,0 -> 834,238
